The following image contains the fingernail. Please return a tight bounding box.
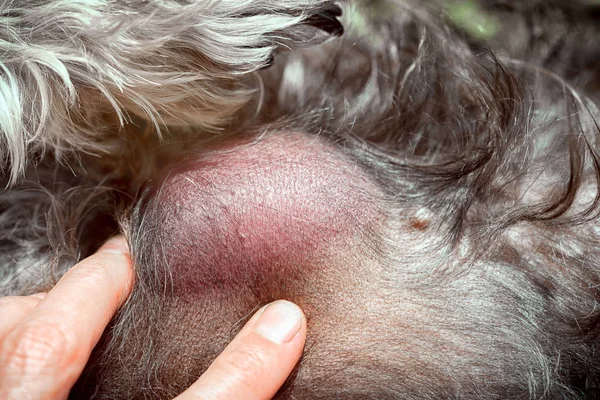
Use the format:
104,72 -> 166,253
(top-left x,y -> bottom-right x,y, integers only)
254,301 -> 304,344
99,235 -> 129,255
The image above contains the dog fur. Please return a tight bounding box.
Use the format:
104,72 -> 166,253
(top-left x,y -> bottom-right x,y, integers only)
2,0 -> 600,399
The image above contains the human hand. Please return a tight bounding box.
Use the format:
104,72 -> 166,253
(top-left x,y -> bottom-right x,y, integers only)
0,236 -> 307,400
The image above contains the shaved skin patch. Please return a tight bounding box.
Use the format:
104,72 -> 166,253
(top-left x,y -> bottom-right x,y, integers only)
152,132 -> 385,290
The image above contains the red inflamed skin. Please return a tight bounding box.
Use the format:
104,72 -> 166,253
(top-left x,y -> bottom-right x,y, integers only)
108,130 -> 413,399
152,132 -> 387,292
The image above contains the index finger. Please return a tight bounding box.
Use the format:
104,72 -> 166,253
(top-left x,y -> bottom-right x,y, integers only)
0,236 -> 134,400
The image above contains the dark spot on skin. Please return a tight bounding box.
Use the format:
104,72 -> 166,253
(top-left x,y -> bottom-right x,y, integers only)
409,216 -> 430,231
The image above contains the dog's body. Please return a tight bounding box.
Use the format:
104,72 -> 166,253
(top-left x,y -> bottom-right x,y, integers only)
2,1 -> 600,399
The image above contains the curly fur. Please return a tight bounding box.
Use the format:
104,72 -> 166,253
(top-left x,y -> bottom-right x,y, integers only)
2,0 -> 600,399
0,0 -> 341,182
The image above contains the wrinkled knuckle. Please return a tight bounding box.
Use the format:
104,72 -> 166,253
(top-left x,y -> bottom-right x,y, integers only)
1,322 -> 74,374
0,296 -> 28,310
0,296 -> 15,306
220,345 -> 270,380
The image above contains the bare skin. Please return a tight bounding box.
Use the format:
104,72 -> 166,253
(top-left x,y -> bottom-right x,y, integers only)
0,236 -> 307,400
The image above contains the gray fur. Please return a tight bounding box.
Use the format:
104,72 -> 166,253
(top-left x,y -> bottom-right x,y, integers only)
2,0 -> 600,399
0,0 -> 337,182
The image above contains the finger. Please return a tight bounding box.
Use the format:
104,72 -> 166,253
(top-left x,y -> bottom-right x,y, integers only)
0,236 -> 133,400
0,293 -> 46,340
176,300 -> 307,400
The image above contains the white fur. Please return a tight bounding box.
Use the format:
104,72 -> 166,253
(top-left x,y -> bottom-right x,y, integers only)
0,0 -> 332,182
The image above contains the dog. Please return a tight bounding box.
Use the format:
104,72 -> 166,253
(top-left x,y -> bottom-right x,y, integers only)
1,0 -> 600,398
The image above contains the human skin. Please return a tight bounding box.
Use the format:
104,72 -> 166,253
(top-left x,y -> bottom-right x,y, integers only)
0,236 -> 307,400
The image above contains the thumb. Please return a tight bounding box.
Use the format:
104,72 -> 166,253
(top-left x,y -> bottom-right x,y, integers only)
174,300 -> 306,400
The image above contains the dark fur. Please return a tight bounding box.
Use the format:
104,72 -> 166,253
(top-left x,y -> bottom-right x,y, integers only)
2,1 -> 600,399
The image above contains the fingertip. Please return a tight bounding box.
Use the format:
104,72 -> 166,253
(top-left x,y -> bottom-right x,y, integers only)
95,235 -> 134,303
253,300 -> 306,345
175,301 -> 307,400
98,235 -> 129,255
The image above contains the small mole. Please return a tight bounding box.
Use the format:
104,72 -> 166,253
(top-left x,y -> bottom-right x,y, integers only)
408,208 -> 432,231
409,216 -> 429,231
